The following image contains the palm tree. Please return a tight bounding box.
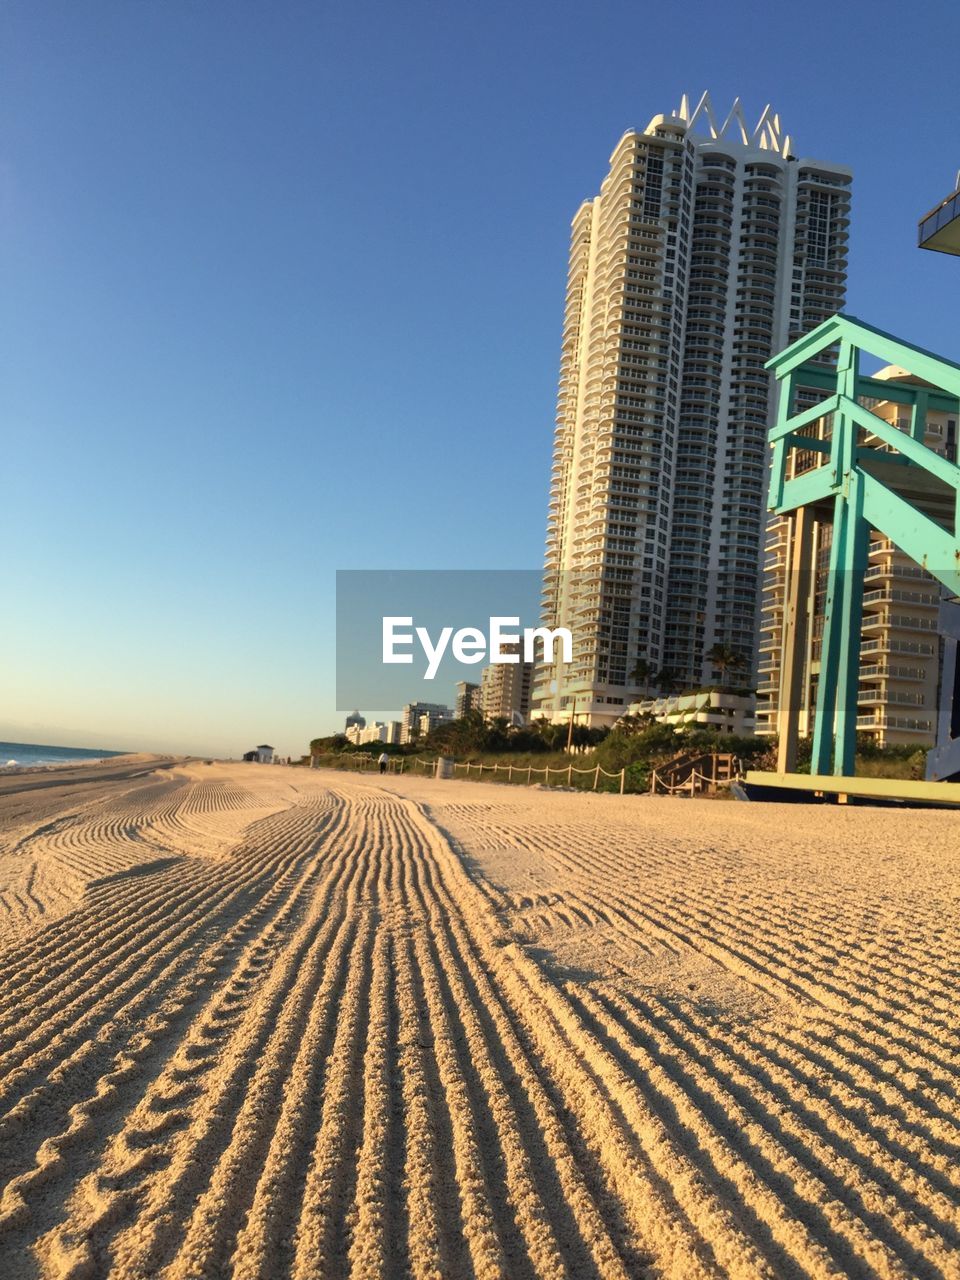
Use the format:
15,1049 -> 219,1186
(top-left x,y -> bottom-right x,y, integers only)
654,666 -> 682,694
706,644 -> 748,689
629,657 -> 653,695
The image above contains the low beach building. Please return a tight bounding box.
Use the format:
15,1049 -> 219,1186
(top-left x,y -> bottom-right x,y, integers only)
626,690 -> 755,735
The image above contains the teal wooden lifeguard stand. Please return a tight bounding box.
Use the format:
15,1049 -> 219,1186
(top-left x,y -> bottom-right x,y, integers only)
747,313 -> 960,803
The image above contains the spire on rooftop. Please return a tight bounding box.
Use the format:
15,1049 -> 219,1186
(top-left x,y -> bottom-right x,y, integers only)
673,92 -> 793,158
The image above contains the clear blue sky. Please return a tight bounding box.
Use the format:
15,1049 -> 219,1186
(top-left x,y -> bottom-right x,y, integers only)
2,0 -> 958,757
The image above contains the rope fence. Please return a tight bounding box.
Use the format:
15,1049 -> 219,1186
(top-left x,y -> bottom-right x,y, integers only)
313,752 -> 626,793
316,753 -> 744,798
649,766 -> 739,796
449,759 -> 625,793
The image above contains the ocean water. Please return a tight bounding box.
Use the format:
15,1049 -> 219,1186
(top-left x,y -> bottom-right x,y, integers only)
0,741 -> 127,769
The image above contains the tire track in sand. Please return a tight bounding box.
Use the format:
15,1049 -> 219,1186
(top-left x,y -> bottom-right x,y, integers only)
2,765 -> 958,1280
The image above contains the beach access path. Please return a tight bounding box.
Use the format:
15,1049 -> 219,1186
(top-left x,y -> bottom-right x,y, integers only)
0,761 -> 958,1280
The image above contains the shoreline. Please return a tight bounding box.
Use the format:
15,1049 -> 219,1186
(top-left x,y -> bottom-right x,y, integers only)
0,755 -> 123,776
0,752 -> 181,798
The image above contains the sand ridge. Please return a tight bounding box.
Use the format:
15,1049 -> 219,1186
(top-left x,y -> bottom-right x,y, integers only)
0,762 -> 958,1278
0,764 -> 292,937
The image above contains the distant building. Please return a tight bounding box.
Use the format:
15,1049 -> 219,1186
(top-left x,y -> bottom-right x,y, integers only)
345,721 -> 392,746
345,710 -> 366,732
401,702 -> 452,744
344,719 -> 404,747
346,722 -> 376,746
243,744 -> 275,763
455,681 -> 480,718
480,647 -> 532,724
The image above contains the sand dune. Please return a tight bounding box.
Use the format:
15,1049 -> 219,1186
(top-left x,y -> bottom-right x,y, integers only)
0,763 -> 958,1279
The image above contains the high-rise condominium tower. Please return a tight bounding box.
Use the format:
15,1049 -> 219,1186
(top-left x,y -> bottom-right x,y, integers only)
533,93 -> 851,726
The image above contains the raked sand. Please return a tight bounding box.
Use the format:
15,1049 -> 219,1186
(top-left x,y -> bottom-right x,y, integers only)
0,761 -> 958,1279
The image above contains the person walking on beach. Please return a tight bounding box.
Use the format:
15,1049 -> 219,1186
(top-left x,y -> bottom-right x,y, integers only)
378,752 -> 389,775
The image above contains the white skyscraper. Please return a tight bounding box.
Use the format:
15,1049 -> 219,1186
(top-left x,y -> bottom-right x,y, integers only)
534,93 -> 851,726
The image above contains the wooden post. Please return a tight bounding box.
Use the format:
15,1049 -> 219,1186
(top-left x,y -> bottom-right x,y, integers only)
527,766 -> 532,783
833,472 -> 868,776
911,387 -> 929,442
777,504 -> 814,773
566,695 -> 576,753
567,763 -> 573,786
812,492 -> 848,776
594,763 -> 600,790
620,768 -> 625,795
508,764 -> 513,782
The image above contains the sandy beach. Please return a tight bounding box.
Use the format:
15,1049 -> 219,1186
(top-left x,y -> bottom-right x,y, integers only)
0,760 -> 958,1279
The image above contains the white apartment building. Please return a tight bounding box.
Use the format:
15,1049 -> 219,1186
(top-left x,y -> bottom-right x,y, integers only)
345,720 -> 402,746
479,653 -> 532,725
400,702 -> 452,744
534,92 -> 851,727
455,681 -> 480,718
757,367 -> 951,748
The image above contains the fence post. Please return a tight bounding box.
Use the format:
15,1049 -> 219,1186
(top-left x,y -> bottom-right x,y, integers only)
527,766 -> 532,783
508,764 -> 513,782
620,768 -> 625,795
594,763 -> 600,791
567,763 -> 573,786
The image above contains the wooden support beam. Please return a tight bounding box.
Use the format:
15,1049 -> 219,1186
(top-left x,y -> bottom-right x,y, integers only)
776,508 -> 813,773
833,472 -> 868,776
811,493 -> 847,776
911,388 -> 929,442
775,465 -> 836,514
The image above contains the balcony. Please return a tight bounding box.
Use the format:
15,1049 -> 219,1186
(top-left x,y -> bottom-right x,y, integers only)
857,713 -> 934,733
860,637 -> 936,656
919,187 -> 960,256
859,664 -> 926,683
857,689 -> 924,707
862,588 -> 939,608
861,611 -> 939,634
864,562 -> 933,583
